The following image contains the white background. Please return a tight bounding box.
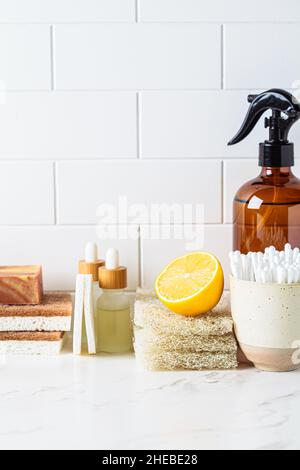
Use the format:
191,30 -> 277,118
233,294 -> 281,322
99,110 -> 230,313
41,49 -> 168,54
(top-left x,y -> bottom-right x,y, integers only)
0,0 -> 300,291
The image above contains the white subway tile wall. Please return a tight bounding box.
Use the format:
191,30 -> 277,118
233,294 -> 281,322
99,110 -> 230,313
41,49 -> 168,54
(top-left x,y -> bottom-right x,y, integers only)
0,1 -> 299,290
56,160 -> 221,224
55,24 -> 221,90
0,92 -> 136,158
0,25 -> 50,90
139,0 -> 300,22
0,162 -> 54,224
0,0 -> 135,22
224,24 -> 300,90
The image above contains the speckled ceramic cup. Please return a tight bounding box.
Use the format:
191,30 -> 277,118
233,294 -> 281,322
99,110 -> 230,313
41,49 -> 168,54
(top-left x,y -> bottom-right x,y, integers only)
230,275 -> 300,372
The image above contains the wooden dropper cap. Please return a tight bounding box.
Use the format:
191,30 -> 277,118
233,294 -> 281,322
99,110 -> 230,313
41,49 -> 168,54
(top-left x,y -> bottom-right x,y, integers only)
78,242 -> 104,282
98,248 -> 127,289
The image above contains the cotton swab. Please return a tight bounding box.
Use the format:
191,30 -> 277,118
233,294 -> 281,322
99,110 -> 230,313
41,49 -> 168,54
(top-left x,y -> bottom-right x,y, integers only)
294,267 -> 300,283
229,244 -> 300,284
288,266 -> 294,284
277,266 -> 285,284
293,247 -> 300,262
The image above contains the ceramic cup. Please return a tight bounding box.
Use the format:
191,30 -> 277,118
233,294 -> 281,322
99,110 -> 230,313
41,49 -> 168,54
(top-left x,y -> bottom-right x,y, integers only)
230,275 -> 300,372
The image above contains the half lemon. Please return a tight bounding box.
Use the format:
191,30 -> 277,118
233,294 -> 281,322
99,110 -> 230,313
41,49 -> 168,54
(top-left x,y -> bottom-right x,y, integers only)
155,251 -> 224,316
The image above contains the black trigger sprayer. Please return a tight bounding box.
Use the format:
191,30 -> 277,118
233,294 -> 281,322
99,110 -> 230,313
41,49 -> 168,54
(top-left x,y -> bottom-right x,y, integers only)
228,88 -> 300,167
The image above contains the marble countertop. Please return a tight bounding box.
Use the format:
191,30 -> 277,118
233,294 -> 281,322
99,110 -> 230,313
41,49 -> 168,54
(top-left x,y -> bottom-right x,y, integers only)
0,337 -> 299,451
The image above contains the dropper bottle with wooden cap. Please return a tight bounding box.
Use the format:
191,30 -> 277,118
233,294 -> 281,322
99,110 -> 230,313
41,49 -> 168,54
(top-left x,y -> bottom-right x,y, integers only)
97,248 -> 132,353
78,241 -> 104,314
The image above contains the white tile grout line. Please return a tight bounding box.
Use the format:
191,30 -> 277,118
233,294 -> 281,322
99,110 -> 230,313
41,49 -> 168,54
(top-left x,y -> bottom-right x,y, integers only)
221,160 -> 224,224
50,24 -> 55,90
2,88 -> 291,93
136,92 -> 141,159
221,24 -> 224,90
0,21 -> 298,25
53,162 -> 58,224
0,223 -> 233,228
135,0 -> 139,23
221,160 -> 226,225
0,157 -> 261,162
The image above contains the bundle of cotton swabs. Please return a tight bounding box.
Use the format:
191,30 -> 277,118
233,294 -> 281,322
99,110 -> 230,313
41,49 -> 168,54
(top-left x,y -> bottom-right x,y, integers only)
229,244 -> 300,284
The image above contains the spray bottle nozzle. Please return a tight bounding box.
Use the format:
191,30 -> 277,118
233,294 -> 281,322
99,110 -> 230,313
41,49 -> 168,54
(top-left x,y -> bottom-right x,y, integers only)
247,94 -> 257,103
228,89 -> 300,167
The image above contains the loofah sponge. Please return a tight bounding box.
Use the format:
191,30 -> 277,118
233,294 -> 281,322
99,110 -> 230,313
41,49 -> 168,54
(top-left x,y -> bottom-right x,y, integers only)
134,328 -> 237,353
135,349 -> 238,371
134,288 -> 233,337
133,289 -> 238,371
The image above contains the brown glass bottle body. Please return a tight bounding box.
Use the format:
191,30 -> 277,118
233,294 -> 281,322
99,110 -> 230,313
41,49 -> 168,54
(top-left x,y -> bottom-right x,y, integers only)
233,167 -> 300,253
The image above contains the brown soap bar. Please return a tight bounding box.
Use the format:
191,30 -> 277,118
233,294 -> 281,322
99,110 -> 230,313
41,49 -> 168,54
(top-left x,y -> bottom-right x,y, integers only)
0,292 -> 72,317
0,265 -> 43,305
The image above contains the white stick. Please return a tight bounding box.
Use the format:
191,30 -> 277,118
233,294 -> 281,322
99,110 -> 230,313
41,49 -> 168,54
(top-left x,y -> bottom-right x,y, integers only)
288,266 -> 294,284
241,254 -> 248,281
73,274 -> 85,355
257,252 -> 264,268
248,255 -> 255,281
293,247 -> 300,262
268,246 -> 275,264
277,266 -> 285,284
293,267 -> 300,283
255,267 -> 262,283
233,253 -> 243,279
83,274 -> 97,354
261,267 -> 267,283
230,261 -> 239,279
285,243 -> 292,264
270,263 -> 277,282
251,252 -> 258,272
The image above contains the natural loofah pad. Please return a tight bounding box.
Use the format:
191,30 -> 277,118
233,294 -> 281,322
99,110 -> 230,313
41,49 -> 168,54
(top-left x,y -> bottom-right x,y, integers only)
133,289 -> 238,370
134,288 -> 233,337
134,329 -> 237,353
135,349 -> 238,371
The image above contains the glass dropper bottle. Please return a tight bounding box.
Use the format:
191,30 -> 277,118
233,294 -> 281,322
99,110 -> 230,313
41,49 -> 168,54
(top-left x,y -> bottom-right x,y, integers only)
96,248 -> 132,353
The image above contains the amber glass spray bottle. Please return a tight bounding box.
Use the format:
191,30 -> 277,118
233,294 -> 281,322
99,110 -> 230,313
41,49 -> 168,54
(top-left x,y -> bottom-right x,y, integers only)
228,89 -> 300,253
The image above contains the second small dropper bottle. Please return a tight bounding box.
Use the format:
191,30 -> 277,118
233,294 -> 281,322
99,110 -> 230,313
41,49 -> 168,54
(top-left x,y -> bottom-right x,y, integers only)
79,241 -> 104,315
96,248 -> 132,353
